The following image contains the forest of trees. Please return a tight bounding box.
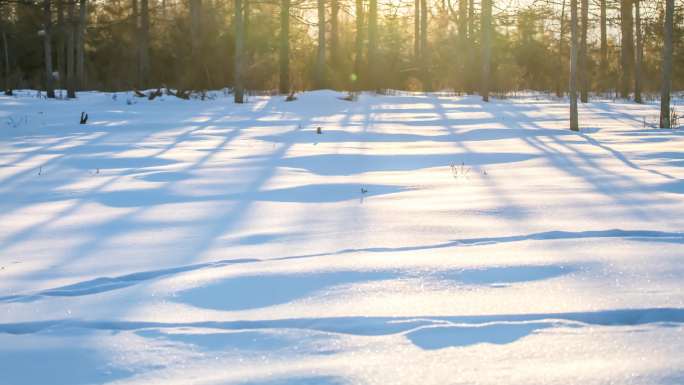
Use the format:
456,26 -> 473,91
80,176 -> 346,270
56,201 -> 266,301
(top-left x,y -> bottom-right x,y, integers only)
0,0 -> 681,126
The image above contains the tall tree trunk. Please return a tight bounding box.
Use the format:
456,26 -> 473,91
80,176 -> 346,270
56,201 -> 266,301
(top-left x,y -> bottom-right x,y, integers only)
619,0 -> 634,99
244,0 -> 249,50
414,0 -> 420,59
1,3 -> 11,94
139,0 -> 150,89
420,0 -> 431,91
481,0 -> 491,101
330,0 -> 339,71
57,0 -> 65,90
234,0 -> 244,103
354,0 -> 364,88
457,0 -> 467,91
2,26 -> 9,94
279,0 -> 290,94
457,0 -> 467,39
66,0 -> 75,98
132,0 -> 139,88
243,0 -> 250,89
599,0 -> 607,92
190,0 -> 201,59
190,0 -> 202,88
659,0 -> 674,128
367,0 -> 377,90
76,0 -> 86,90
556,0 -> 566,98
466,0 -> 475,94
467,0 -> 474,38
43,0 -> 55,98
569,0 -> 579,131
579,0 -> 588,102
315,0 -> 326,88
633,0 -> 642,103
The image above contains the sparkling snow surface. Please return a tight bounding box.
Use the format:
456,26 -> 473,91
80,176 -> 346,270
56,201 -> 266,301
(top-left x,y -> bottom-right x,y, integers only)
0,90 -> 683,385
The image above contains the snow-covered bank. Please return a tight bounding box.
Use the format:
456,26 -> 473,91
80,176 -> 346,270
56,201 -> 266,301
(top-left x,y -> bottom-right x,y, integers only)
0,90 -> 683,384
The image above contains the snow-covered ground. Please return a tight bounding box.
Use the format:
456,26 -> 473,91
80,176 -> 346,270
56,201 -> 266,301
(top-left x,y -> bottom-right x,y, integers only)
0,90 -> 683,385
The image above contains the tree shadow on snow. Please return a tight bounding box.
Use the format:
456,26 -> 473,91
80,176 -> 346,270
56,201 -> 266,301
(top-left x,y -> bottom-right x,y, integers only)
136,328 -> 343,356
406,322 -> 554,349
23,183 -> 409,208
3,228 -> 682,304
236,376 -> 348,385
0,345 -> 133,385
242,153 -> 537,176
257,127 -> 574,145
177,265 -> 575,311
177,270 -> 399,311
2,308 -> 683,352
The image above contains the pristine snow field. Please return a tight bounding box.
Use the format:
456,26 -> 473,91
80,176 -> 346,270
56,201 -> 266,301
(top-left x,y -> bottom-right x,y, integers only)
0,90 -> 683,385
